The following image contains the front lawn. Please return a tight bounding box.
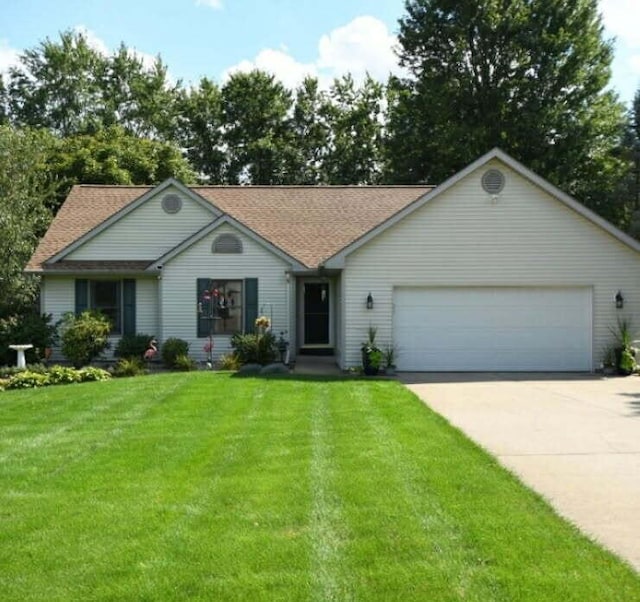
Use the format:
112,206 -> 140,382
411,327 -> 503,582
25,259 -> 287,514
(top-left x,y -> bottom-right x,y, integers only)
1,373 -> 638,601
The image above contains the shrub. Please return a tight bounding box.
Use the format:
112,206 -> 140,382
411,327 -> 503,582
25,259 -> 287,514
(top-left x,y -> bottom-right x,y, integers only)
78,367 -> 111,382
161,338 -> 189,368
217,353 -> 241,371
111,358 -> 147,378
0,312 -> 59,365
6,371 -> 50,389
231,332 -> 277,366
60,311 -> 112,368
47,365 -> 82,385
114,333 -> 154,360
0,378 -> 9,391
174,354 -> 197,371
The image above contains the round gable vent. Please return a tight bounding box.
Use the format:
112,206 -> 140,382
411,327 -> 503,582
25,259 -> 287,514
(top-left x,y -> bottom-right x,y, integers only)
481,169 -> 505,195
162,193 -> 182,214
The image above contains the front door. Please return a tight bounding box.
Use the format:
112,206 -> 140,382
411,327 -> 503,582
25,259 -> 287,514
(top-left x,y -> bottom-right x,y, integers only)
303,282 -> 330,345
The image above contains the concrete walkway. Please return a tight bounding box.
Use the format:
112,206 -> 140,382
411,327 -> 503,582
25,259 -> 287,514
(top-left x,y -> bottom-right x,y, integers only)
403,373 -> 640,571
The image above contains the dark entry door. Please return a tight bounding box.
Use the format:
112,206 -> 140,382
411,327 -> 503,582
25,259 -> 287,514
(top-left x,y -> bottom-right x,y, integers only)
304,282 -> 330,345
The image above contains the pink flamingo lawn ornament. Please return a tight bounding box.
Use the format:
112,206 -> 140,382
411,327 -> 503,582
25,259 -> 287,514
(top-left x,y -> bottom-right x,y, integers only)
144,338 -> 158,361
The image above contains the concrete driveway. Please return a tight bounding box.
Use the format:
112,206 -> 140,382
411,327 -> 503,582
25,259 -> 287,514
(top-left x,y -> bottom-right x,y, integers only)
402,373 -> 640,571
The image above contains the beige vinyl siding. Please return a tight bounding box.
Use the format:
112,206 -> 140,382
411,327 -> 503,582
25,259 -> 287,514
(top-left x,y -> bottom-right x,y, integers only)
160,224 -> 290,363
66,186 -> 214,261
341,160 -> 640,370
41,276 -> 158,362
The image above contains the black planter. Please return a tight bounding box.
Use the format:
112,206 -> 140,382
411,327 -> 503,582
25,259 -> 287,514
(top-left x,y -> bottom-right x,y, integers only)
362,351 -> 379,376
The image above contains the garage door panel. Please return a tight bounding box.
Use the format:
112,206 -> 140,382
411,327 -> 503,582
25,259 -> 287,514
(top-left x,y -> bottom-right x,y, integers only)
393,287 -> 592,372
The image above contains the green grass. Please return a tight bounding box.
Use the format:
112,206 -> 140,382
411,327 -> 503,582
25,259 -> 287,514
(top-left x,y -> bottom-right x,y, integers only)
1,372 -> 639,601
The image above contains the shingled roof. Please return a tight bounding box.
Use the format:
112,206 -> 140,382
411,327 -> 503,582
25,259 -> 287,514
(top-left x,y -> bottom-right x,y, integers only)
27,183 -> 433,272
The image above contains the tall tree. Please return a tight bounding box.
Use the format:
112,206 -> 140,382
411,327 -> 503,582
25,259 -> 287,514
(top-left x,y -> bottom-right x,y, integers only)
387,0 -> 627,220
322,74 -> 385,184
0,75 -> 8,125
8,31 -> 107,136
285,77 -> 330,184
178,77 -> 226,183
47,126 -> 195,211
0,126 -> 54,312
221,70 -> 293,184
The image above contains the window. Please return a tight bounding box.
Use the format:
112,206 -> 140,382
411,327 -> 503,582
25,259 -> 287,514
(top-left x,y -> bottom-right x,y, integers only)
90,280 -> 122,334
198,279 -> 243,336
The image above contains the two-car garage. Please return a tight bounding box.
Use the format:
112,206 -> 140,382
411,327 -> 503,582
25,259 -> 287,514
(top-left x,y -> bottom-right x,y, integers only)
393,287 -> 593,372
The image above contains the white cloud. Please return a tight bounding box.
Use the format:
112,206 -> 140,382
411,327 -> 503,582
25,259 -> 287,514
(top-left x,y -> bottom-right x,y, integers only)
222,48 -> 318,89
196,0 -> 223,10
599,0 -> 640,49
0,39 -> 20,76
317,16 -> 399,82
221,15 -> 402,89
73,25 -> 159,72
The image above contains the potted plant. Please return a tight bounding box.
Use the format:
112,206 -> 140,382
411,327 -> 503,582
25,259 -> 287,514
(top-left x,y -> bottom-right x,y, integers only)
361,326 -> 382,376
610,317 -> 638,376
383,345 -> 397,376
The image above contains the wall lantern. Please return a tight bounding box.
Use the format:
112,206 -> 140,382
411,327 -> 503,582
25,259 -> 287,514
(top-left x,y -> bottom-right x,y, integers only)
366,292 -> 374,310
615,290 -> 624,309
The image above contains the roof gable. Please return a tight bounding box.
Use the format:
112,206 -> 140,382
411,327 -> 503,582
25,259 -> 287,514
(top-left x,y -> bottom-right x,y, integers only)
27,184 -> 432,272
46,179 -> 221,264
323,148 -> 640,268
148,215 -> 307,271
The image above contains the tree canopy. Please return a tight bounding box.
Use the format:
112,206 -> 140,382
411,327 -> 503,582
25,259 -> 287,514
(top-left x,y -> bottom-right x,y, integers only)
386,0 -> 627,221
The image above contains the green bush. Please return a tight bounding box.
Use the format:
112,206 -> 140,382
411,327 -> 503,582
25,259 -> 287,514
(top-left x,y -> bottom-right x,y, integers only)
217,353 -> 241,371
6,371 -> 50,389
114,333 -> 154,360
0,312 -> 59,365
231,332 -> 277,366
78,367 -> 111,382
47,365 -> 82,385
161,338 -> 189,368
111,358 -> 147,378
173,354 -> 197,371
60,311 -> 112,368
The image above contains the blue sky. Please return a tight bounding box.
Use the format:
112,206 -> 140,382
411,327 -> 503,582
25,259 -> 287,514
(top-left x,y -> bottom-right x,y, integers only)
1,0 -> 638,106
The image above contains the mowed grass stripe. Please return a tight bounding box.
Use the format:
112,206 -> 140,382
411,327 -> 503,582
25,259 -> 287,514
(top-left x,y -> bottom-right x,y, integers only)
0,373 -> 639,601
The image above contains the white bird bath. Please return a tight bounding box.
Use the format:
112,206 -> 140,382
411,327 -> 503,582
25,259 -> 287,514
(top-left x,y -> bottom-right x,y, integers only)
9,344 -> 33,369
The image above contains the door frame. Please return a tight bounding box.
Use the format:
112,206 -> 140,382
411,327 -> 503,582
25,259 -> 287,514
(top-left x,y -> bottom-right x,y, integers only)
297,278 -> 334,350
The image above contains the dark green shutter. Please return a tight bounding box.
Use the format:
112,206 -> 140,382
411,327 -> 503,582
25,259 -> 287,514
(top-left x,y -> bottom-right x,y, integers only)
244,278 -> 258,333
75,279 -> 88,315
197,278 -> 209,337
122,279 -> 136,335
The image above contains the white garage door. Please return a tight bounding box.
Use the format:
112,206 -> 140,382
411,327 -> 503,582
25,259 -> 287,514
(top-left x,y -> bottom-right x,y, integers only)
393,287 -> 592,371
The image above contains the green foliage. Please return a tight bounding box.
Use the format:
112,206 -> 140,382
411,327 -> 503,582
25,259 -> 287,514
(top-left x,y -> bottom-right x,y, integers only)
114,333 -> 154,360
47,365 -> 81,385
60,311 -> 112,368
161,338 -> 190,368
609,317 -> 638,375
173,354 -> 197,372
231,331 -> 278,366
5,371 -> 50,389
48,125 -> 195,211
78,366 -> 111,382
0,312 -> 58,366
216,353 -> 242,371
111,358 -> 146,378
221,70 -> 293,184
0,125 -> 55,313
388,0 -> 627,225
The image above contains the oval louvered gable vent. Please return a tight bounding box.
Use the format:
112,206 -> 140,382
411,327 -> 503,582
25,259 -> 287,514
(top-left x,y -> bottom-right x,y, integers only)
162,193 -> 182,214
213,233 -> 243,254
481,169 -> 505,195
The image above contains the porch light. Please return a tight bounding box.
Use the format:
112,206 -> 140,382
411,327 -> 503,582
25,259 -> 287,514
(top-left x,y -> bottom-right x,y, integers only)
366,292 -> 374,310
615,290 -> 624,309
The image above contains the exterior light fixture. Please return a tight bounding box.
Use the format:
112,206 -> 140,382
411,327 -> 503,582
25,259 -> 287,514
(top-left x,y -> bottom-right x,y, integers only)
615,290 -> 624,309
366,292 -> 374,310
